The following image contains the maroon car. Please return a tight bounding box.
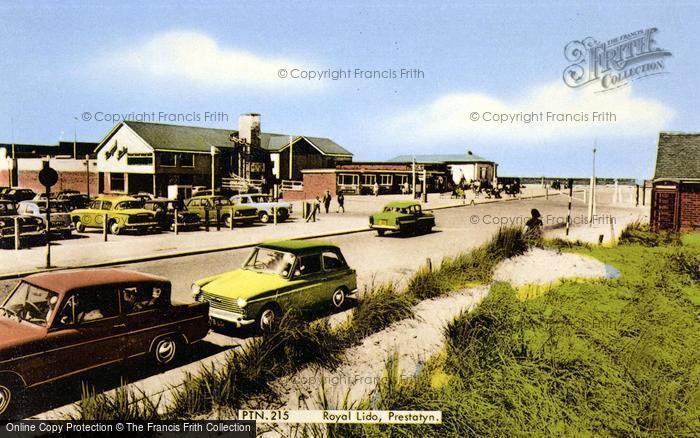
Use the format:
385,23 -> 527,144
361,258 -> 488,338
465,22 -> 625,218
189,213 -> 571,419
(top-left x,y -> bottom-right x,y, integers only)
0,269 -> 209,417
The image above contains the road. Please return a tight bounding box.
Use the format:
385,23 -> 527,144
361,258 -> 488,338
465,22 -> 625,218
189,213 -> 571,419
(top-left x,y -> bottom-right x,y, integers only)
6,193 -> 646,418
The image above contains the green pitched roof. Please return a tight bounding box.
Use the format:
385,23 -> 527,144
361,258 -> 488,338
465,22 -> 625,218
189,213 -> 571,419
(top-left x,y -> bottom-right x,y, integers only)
388,153 -> 491,164
654,132 -> 700,180
104,121 -> 352,156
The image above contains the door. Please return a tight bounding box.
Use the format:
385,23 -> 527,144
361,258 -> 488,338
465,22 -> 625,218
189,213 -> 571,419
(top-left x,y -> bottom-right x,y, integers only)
286,254 -> 325,311
119,284 -> 169,359
322,250 -> 350,302
42,287 -> 126,383
653,189 -> 678,231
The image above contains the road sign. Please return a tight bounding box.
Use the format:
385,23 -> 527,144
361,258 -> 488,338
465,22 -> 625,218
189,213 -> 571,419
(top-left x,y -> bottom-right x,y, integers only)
39,163 -> 58,188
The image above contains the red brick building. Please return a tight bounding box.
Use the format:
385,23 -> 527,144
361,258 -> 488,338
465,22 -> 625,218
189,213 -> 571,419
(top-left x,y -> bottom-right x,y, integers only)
650,132 -> 700,232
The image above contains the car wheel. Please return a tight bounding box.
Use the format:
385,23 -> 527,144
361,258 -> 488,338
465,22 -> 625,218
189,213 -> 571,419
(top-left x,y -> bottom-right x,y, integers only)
152,336 -> 178,365
109,221 -> 122,235
0,380 -> 17,418
257,305 -> 280,333
74,220 -> 85,233
376,229 -> 385,236
259,211 -> 270,223
332,288 -> 346,309
223,215 -> 232,228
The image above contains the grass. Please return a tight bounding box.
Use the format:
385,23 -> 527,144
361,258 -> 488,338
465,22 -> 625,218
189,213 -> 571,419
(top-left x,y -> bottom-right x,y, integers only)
77,227 -> 530,421
336,226 -> 700,437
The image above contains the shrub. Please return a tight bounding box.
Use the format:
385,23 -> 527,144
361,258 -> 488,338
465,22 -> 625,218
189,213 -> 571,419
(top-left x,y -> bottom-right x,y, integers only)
619,221 -> 680,247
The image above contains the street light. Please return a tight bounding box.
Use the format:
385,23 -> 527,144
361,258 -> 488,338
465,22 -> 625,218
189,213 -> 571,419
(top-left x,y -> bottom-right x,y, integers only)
210,145 -> 219,192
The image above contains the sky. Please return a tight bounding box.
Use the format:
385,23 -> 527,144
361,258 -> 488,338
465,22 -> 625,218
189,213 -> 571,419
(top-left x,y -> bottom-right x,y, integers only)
0,0 -> 698,178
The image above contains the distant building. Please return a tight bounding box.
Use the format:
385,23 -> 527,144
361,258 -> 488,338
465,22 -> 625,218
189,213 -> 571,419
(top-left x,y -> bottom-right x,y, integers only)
93,114 -> 352,196
651,132 -> 700,232
0,141 -> 98,193
285,150 -> 497,200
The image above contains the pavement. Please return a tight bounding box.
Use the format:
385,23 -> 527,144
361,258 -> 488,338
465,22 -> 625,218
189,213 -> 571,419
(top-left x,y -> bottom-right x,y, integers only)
5,185 -> 649,419
0,186 -> 558,278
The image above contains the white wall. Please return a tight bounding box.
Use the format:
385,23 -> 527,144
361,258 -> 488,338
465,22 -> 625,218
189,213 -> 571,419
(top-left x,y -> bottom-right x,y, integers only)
448,164 -> 475,184
96,125 -> 154,174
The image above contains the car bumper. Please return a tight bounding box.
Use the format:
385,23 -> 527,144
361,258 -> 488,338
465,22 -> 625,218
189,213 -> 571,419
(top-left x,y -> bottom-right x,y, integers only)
370,224 -> 400,230
209,307 -> 256,327
124,221 -> 159,229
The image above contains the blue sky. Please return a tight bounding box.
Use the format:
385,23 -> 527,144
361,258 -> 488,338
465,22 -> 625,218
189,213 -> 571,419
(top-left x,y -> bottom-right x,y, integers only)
1,1 -> 698,178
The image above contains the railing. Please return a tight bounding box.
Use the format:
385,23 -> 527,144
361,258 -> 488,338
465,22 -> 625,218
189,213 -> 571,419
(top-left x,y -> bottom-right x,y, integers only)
280,180 -> 303,191
222,175 -> 264,191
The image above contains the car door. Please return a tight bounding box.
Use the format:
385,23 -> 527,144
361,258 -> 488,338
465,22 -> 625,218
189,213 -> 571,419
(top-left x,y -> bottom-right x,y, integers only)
321,250 -> 351,302
120,284 -> 169,359
42,287 -> 126,382
286,254 -> 326,311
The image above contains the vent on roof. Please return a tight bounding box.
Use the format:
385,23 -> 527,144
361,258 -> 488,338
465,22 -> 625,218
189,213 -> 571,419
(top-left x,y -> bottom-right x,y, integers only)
467,150 -> 473,155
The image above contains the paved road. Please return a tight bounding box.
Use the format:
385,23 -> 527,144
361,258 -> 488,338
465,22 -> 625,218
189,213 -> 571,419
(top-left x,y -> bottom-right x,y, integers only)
6,193 -> 646,417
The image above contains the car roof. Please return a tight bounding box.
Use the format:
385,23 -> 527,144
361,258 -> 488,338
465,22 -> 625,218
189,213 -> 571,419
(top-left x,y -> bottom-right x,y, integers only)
95,195 -> 138,203
23,269 -> 169,295
384,201 -> 420,208
258,239 -> 339,255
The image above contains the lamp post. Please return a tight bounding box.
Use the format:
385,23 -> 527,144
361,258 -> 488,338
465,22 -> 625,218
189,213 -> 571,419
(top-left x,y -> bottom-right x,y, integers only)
587,145 -> 597,226
210,145 -> 219,192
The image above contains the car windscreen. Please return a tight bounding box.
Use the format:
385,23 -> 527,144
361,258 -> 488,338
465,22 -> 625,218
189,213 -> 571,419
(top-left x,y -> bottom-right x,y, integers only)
0,203 -> 17,215
1,282 -> 59,327
251,196 -> 270,203
38,203 -> 69,213
244,248 -> 296,276
115,201 -> 143,210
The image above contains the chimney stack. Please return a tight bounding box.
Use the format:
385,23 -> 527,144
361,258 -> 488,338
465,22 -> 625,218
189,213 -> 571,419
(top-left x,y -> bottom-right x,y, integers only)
238,113 -> 261,149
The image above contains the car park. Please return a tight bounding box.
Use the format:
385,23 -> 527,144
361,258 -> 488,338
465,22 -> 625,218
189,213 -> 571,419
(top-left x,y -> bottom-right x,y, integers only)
0,269 -> 210,416
369,200 -> 435,236
192,239 -> 357,332
185,195 -> 257,227
143,198 -> 201,231
17,200 -> 72,239
0,201 -> 45,249
230,194 -> 293,223
70,195 -> 159,235
0,188 -> 36,204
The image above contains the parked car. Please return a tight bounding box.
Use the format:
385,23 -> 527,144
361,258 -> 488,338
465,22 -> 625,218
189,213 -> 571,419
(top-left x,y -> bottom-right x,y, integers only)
0,201 -> 45,249
17,200 -> 72,239
369,201 -> 435,236
0,188 -> 36,204
0,269 -> 210,417
56,192 -> 91,211
185,195 -> 257,227
130,192 -> 155,203
32,192 -> 57,201
230,194 -> 292,223
192,240 -> 357,332
70,195 -> 158,235
143,198 -> 201,231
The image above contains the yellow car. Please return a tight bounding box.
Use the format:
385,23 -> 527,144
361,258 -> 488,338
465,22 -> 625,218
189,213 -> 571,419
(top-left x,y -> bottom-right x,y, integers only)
71,195 -> 158,235
192,240 -> 357,332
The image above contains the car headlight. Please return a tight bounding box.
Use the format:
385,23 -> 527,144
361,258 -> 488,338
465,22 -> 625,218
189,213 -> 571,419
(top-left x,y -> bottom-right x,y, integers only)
236,298 -> 247,308
191,283 -> 201,298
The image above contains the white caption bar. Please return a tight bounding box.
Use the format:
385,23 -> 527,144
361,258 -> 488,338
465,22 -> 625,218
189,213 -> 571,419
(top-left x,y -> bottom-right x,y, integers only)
238,410 -> 442,424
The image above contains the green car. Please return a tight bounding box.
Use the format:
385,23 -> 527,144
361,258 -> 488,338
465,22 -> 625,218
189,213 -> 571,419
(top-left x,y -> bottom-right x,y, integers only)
369,200 -> 435,236
71,195 -> 159,235
185,195 -> 257,227
192,240 -> 357,332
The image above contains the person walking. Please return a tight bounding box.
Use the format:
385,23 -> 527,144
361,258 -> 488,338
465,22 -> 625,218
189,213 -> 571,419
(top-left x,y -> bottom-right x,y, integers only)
373,182 -> 380,197
322,190 -> 332,214
336,192 -> 345,213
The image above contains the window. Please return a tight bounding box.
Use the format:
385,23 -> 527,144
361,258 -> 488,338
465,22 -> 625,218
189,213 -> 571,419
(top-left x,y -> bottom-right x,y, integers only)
337,174 -> 359,186
380,174 -> 393,186
179,153 -> 195,167
1,282 -> 58,327
127,153 -> 153,166
322,251 -> 347,271
295,254 -> 323,277
110,173 -> 125,192
160,153 -> 176,167
362,174 -> 376,185
101,201 -> 113,210
120,286 -> 165,313
59,289 -> 119,325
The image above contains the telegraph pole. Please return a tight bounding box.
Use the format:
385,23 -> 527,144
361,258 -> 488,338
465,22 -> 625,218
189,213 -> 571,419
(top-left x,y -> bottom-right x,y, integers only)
587,143 -> 597,226
412,156 -> 416,198
289,135 -> 294,179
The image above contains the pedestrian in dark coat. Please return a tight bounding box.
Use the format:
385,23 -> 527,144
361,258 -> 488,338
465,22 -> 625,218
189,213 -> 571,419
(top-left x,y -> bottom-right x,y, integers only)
336,192 -> 345,213
322,190 -> 332,214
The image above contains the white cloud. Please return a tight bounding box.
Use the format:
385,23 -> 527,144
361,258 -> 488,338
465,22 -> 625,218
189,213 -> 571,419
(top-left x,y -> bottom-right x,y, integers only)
90,31 -> 320,91
384,81 -> 674,146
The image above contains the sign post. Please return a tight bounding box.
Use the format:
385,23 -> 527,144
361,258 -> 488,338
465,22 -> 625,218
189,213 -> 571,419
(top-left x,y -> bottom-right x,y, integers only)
39,160 -> 58,268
